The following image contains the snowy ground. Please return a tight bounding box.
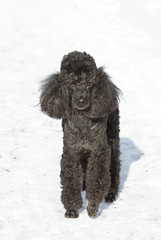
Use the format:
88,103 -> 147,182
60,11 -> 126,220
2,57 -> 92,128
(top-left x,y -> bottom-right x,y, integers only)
0,0 -> 161,239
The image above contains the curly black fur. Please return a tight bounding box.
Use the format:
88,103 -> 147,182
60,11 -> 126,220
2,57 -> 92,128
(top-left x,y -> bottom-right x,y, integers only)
40,51 -> 121,218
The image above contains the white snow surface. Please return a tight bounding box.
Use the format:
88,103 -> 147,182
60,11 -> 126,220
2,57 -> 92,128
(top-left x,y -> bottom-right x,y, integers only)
0,0 -> 161,239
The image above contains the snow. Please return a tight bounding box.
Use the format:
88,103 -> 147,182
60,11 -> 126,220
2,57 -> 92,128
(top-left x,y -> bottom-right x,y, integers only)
0,0 -> 161,239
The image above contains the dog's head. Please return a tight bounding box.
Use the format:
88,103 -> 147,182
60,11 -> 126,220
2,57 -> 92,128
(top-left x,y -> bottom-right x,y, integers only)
40,51 -> 120,119
60,51 -> 97,110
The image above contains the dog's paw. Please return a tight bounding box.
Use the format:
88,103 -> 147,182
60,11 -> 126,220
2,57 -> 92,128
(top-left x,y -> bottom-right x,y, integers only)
65,210 -> 79,218
104,192 -> 116,203
86,202 -> 99,218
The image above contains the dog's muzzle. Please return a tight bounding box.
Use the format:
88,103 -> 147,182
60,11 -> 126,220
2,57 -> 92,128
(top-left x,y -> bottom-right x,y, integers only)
73,95 -> 90,110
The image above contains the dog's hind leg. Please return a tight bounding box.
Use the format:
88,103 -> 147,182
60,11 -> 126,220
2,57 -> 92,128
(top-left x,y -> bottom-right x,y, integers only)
105,108 -> 120,202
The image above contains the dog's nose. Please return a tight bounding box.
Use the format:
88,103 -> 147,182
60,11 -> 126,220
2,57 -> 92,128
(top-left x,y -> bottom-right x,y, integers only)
77,96 -> 86,106
78,96 -> 84,103
79,96 -> 83,100
73,94 -> 90,110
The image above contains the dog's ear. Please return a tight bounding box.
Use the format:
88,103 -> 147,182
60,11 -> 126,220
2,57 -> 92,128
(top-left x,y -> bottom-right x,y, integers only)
40,73 -> 66,119
86,67 -> 120,118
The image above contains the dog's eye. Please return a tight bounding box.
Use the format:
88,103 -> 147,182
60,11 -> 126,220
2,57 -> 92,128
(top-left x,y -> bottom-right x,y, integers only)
87,82 -> 92,88
70,84 -> 75,89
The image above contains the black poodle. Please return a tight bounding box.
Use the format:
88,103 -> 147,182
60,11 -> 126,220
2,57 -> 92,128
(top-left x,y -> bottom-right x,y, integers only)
40,51 -> 121,218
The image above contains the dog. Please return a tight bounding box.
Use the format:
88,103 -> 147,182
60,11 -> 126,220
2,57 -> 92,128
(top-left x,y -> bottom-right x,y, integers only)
40,51 -> 121,218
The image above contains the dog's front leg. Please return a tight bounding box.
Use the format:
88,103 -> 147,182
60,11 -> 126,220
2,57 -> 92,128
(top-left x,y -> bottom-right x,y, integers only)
60,147 -> 83,218
86,146 -> 111,218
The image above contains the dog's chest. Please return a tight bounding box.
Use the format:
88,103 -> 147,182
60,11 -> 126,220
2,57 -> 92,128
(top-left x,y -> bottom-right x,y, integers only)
68,114 -> 96,134
63,114 -> 108,150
